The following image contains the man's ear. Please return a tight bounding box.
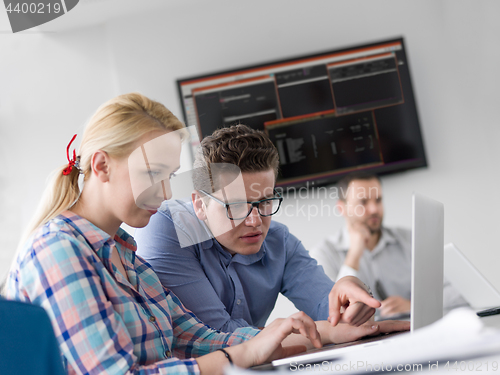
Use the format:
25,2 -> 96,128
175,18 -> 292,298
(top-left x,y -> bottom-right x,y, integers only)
192,191 -> 207,221
91,150 -> 111,182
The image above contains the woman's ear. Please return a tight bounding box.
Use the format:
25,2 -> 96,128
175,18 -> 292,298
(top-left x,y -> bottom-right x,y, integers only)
192,191 -> 207,221
91,150 -> 111,182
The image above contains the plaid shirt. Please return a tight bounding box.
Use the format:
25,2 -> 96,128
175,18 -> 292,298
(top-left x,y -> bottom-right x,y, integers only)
5,211 -> 258,375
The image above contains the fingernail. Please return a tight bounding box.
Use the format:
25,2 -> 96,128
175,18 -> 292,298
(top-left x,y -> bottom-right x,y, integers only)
371,325 -> 378,329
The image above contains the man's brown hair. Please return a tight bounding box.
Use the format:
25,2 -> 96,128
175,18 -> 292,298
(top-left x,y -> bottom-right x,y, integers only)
193,124 -> 279,192
337,172 -> 381,201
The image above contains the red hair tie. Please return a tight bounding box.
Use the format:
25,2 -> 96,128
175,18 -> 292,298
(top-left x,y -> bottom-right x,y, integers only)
62,134 -> 79,176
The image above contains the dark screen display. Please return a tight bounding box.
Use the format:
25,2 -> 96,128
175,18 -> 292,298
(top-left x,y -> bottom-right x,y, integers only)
275,65 -> 335,117
267,111 -> 383,184
194,80 -> 280,135
177,38 -> 427,188
330,55 -> 404,114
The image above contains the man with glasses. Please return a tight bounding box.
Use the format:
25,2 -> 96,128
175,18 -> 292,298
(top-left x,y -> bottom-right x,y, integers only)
198,188 -> 283,224
135,125 -> 408,340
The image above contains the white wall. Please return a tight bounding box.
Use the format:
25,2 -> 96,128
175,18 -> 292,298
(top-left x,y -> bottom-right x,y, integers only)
0,24 -> 118,276
1,0 -> 499,321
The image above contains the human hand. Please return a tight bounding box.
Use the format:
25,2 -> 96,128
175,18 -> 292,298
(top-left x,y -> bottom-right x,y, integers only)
240,311 -> 322,366
344,222 -> 371,269
328,276 -> 381,327
320,319 -> 410,344
380,296 -> 411,317
374,319 -> 411,334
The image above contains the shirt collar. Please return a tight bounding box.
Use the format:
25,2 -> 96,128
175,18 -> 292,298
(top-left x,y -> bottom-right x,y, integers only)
237,244 -> 266,264
213,240 -> 266,266
373,227 -> 397,251
58,211 -> 137,253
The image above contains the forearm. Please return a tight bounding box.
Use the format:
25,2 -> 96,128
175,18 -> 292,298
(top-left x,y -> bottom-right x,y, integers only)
171,305 -> 259,358
197,343 -> 254,375
220,317 -> 257,332
344,251 -> 362,270
280,321 -> 332,350
197,311 -> 325,373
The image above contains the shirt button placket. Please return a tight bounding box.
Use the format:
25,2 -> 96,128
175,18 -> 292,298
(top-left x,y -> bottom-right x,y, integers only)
148,314 -> 170,358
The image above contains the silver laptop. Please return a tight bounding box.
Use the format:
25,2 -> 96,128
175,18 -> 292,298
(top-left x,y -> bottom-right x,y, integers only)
410,193 -> 444,331
255,193 -> 444,370
444,243 -> 500,310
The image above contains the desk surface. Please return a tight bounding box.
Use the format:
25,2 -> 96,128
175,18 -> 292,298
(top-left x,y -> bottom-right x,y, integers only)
248,310 -> 500,373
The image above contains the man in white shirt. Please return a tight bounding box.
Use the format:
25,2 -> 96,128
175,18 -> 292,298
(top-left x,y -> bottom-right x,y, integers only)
310,173 -> 468,318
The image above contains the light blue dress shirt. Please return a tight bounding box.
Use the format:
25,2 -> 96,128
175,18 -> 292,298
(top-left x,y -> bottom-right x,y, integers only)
135,200 -> 334,331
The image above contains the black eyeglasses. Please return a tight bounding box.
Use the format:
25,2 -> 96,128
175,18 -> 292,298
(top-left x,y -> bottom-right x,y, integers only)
199,189 -> 283,220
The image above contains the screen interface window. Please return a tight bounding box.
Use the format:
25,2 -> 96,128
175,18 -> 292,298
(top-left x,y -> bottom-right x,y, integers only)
178,39 -> 426,187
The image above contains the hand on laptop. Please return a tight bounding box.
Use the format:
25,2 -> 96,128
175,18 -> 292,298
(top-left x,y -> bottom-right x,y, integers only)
328,276 -> 382,327
380,296 -> 411,317
325,320 -> 410,344
279,319 -> 411,352
239,311 -> 322,366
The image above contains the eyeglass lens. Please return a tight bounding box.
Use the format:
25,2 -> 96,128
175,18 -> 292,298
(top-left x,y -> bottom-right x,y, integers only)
227,199 -> 281,220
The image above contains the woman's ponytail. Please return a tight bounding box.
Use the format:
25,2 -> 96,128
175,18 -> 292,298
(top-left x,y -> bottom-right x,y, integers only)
21,92 -> 184,241
22,159 -> 81,241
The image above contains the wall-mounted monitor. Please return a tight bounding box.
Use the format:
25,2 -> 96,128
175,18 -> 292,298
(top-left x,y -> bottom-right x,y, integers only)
177,37 -> 427,188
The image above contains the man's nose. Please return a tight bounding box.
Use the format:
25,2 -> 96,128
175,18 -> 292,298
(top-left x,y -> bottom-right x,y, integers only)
245,206 -> 262,226
366,201 -> 379,214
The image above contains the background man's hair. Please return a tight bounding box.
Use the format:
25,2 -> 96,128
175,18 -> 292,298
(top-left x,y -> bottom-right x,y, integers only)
337,172 -> 381,201
193,124 -> 279,192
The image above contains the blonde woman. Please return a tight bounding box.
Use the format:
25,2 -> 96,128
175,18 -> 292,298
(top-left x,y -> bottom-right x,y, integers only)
4,93 -> 322,375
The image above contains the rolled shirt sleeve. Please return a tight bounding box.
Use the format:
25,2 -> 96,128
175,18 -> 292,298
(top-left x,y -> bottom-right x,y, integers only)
277,227 -> 334,321
335,264 -> 360,281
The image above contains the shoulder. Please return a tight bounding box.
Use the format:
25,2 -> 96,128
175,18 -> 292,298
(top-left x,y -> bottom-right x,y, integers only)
139,199 -> 197,231
264,220 -> 294,248
13,215 -> 101,278
265,221 -> 319,261
261,221 -> 308,262
23,217 -> 91,258
136,199 -> 211,249
6,217 -> 100,300
156,199 -> 198,227
267,220 -> 290,236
